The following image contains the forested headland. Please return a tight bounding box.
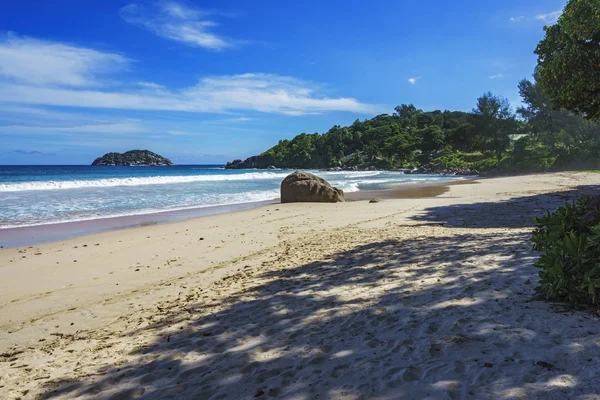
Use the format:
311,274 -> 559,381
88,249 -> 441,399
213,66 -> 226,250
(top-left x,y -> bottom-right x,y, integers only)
226,78 -> 600,174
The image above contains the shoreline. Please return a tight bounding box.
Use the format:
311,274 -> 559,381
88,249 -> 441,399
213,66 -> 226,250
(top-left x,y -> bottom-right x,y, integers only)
0,200 -> 276,249
0,178 -> 476,249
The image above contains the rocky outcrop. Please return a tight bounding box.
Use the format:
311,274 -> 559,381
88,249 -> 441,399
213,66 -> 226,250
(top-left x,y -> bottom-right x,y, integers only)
91,150 -> 174,166
225,155 -> 271,169
281,171 -> 344,203
405,164 -> 478,176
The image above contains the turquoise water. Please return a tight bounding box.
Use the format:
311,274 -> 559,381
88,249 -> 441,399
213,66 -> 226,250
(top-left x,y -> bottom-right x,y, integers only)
0,165 -> 461,228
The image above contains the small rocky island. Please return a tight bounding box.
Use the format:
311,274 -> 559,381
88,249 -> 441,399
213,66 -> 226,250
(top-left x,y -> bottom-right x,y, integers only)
91,150 -> 174,166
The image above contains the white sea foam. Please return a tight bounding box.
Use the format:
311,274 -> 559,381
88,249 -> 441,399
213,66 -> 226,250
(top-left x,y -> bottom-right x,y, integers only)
0,189 -> 280,228
320,171 -> 383,178
0,170 -> 408,193
334,182 -> 360,192
0,172 -> 292,192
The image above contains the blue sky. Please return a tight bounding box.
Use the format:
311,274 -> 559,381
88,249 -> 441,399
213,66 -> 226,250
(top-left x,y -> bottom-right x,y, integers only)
0,0 -> 565,165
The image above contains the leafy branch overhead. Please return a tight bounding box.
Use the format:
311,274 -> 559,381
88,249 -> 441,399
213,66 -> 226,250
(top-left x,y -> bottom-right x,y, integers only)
535,0 -> 600,120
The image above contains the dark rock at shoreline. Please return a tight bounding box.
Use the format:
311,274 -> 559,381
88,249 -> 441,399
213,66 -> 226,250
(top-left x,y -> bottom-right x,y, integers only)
281,171 -> 344,203
404,164 -> 478,176
320,165 -> 379,172
91,150 -> 174,166
225,156 -> 270,169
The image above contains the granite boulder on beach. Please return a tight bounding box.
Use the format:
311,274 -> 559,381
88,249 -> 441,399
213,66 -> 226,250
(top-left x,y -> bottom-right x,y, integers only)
280,171 -> 344,203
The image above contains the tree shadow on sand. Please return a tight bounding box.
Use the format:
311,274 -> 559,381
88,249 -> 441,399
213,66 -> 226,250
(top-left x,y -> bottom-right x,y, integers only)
410,185 -> 600,229
38,217 -> 600,399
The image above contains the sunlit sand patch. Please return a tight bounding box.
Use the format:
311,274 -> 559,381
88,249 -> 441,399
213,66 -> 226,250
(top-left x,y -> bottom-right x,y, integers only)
547,375 -> 578,389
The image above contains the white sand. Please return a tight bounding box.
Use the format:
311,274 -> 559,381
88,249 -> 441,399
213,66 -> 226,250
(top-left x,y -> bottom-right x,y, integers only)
1,172 -> 600,399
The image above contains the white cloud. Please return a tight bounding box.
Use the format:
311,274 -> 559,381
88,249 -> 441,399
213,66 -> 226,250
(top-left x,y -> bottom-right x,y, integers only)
0,35 -> 129,86
1,121 -> 147,135
408,77 -> 421,85
166,129 -> 191,136
510,10 -> 562,24
0,106 -> 85,122
161,1 -> 204,19
536,10 -> 562,24
1,74 -> 374,116
120,2 -> 236,50
489,73 -> 504,80
137,81 -> 166,91
0,36 -> 374,116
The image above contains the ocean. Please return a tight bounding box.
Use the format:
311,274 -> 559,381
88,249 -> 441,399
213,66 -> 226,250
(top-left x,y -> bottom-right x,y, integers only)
0,165 -> 461,229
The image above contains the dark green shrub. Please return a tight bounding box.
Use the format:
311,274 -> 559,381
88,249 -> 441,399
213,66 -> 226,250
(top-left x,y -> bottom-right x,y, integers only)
431,151 -> 471,171
461,152 -> 486,163
531,196 -> 600,305
472,157 -> 498,172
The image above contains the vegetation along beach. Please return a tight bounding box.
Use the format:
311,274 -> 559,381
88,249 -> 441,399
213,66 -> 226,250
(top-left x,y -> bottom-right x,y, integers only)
2,0 -> 600,399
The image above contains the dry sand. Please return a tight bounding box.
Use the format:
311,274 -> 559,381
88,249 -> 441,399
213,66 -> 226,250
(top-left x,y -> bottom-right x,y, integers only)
1,172 -> 600,400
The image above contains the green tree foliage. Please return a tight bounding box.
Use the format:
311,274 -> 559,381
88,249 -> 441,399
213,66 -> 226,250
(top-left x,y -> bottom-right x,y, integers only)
518,77 -> 578,152
394,104 -> 421,127
532,196 -> 600,306
472,92 -> 518,162
254,107 -> 483,170
518,77 -> 600,169
419,126 -> 445,162
535,0 -> 600,119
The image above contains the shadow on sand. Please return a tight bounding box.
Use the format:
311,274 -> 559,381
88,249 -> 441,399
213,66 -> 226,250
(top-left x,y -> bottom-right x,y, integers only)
410,184 -> 600,229
38,186 -> 600,400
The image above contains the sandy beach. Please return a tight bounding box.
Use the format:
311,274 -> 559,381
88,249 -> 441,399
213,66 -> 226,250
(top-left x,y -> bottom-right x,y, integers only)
1,172 -> 600,400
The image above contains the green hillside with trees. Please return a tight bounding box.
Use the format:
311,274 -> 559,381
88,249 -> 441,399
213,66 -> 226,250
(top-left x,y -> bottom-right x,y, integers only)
227,79 -> 600,174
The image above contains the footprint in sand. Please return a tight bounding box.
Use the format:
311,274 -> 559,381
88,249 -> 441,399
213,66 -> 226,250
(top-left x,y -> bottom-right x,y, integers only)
430,343 -> 444,357
331,364 -> 349,378
403,366 -> 422,382
107,387 -> 145,400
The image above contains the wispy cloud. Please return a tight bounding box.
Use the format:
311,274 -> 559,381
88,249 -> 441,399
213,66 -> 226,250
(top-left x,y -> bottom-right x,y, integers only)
0,34 -> 129,86
166,129 -> 191,136
120,1 -> 237,50
408,77 -> 421,85
1,75 -> 374,116
489,73 -> 504,80
1,121 -> 147,135
11,150 -> 56,156
509,10 -> 562,25
0,105 -> 89,123
136,81 -> 166,91
0,35 -> 374,118
535,10 -> 562,24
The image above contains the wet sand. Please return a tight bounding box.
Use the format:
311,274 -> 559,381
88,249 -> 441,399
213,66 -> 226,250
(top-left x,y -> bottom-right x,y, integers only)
0,201 -> 278,249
